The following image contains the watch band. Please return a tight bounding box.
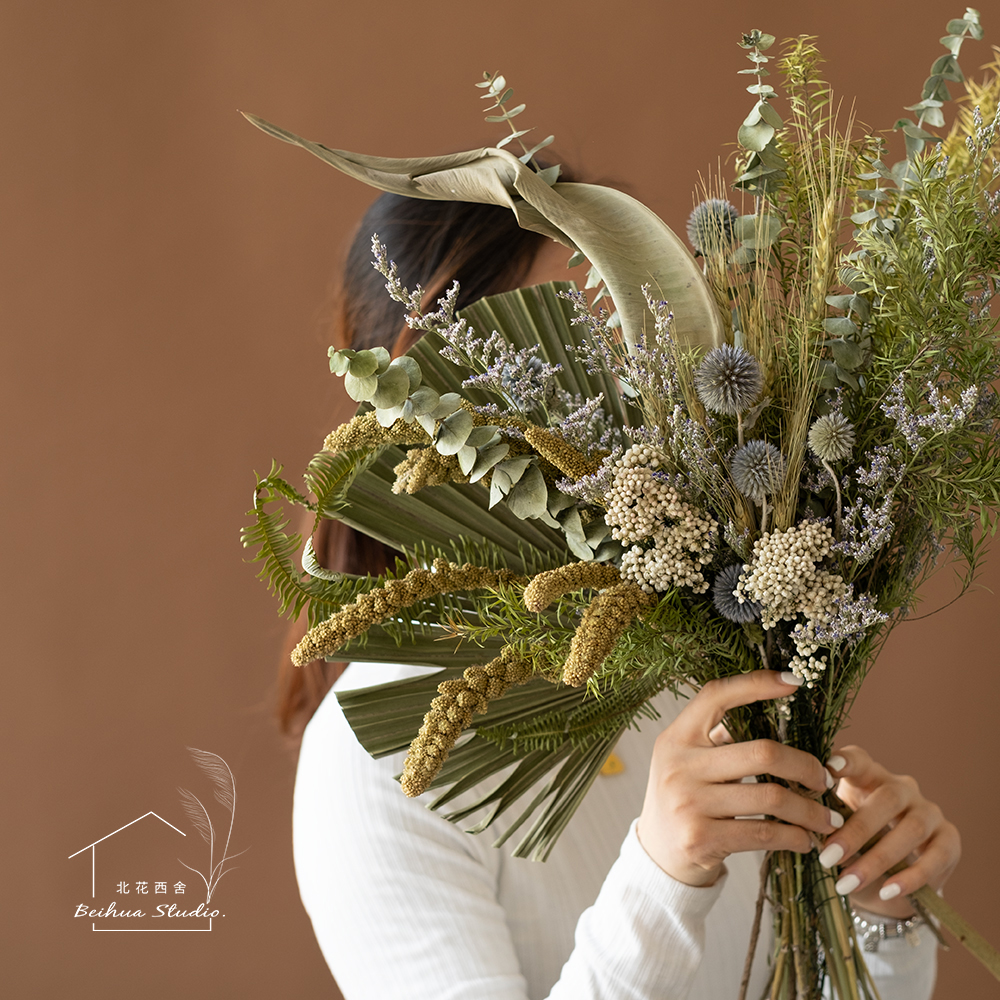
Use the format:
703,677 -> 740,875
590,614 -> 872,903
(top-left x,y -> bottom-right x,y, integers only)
852,907 -> 924,952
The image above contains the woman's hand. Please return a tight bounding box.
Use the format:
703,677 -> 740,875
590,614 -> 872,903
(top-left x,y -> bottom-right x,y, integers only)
637,670 -> 842,887
820,746 -> 961,918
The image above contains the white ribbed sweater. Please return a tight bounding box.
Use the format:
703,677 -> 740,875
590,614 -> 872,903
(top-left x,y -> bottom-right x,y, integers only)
293,664 -> 937,999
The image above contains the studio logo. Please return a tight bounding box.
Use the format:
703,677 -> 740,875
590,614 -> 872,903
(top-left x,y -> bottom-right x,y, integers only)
67,748 -> 246,932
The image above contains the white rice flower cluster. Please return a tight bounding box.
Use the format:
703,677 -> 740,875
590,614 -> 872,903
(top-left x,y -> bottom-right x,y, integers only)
621,517 -> 717,594
787,654 -> 828,689
789,620 -> 823,657
605,445 -> 674,542
736,521 -> 847,657
607,445 -> 717,594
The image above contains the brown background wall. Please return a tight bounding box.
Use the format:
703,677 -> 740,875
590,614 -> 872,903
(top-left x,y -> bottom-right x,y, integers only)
3,1 -> 998,997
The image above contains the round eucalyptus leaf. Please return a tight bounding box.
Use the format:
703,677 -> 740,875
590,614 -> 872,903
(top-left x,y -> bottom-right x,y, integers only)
506,465 -> 549,520
817,361 -> 840,390
469,442 -> 509,483
824,294 -> 853,311
489,465 -> 513,508
348,350 -> 381,378
328,348 -> 354,375
376,403 -> 405,428
836,366 -> 861,390
495,456 -> 532,485
371,346 -> 391,373
824,317 -> 858,337
921,106 -> 946,128
344,371 -> 379,402
547,492 -> 576,517
435,409 -> 475,455
465,425 -> 501,449
736,213 -> 782,249
757,101 -> 783,129
457,444 -> 478,476
389,355 -> 422,392
831,339 -> 864,370
431,393 -> 463,418
371,365 -> 411,409
409,386 -> 441,415
734,215 -> 758,241
851,208 -> 879,226
848,295 -> 870,321
738,120 -> 775,153
560,506 -> 593,560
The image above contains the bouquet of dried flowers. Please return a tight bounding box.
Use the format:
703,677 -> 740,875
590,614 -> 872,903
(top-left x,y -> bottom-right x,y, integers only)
244,10 -> 1000,996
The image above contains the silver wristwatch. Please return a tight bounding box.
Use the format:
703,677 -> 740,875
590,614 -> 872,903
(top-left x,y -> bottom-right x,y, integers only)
852,907 -> 924,952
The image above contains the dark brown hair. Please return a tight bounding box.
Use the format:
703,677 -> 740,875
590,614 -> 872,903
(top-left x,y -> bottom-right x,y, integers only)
277,191 -> 547,739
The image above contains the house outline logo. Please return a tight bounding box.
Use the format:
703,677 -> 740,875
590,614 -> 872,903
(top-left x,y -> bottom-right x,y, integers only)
67,812 -> 208,932
68,749 -> 245,933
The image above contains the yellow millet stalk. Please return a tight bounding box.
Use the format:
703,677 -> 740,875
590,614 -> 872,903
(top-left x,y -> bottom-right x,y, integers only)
523,424 -> 606,481
323,411 -> 429,455
400,646 -> 534,797
562,582 -> 656,687
392,448 -> 467,494
523,562 -> 622,613
291,559 -> 526,666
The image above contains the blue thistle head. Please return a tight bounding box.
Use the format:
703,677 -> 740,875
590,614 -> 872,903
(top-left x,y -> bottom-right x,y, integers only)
693,344 -> 764,416
712,563 -> 760,623
731,440 -> 785,502
686,199 -> 739,256
808,413 -> 855,463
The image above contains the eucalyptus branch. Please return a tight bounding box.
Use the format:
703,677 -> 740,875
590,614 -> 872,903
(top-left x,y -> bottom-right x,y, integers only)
476,71 -> 557,181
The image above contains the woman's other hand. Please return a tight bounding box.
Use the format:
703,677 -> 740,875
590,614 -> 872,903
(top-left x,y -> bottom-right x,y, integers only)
819,746 -> 961,917
637,670 -> 841,887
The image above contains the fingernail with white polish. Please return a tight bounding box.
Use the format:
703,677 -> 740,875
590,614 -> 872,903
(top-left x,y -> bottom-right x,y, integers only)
779,671 -> 804,686
829,810 -> 845,829
836,873 -> 861,895
825,769 -> 835,790
819,843 -> 845,869
827,754 -> 847,772
879,882 -> 902,901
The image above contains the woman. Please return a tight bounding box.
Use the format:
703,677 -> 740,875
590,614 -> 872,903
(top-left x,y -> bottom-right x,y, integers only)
285,191 -> 960,1000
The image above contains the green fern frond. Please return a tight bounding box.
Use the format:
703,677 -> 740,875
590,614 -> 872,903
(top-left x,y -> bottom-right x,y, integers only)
304,447 -> 380,520
241,463 -> 382,622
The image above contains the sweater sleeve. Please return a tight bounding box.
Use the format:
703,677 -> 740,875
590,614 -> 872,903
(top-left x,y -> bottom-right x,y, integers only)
293,670 -> 937,1000
293,679 -> 726,1000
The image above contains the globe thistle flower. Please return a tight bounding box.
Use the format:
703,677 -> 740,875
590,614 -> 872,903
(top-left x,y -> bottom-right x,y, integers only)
712,563 -> 760,623
693,344 -> 764,416
808,413 -> 856,462
686,199 -> 739,255
731,440 -> 785,502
